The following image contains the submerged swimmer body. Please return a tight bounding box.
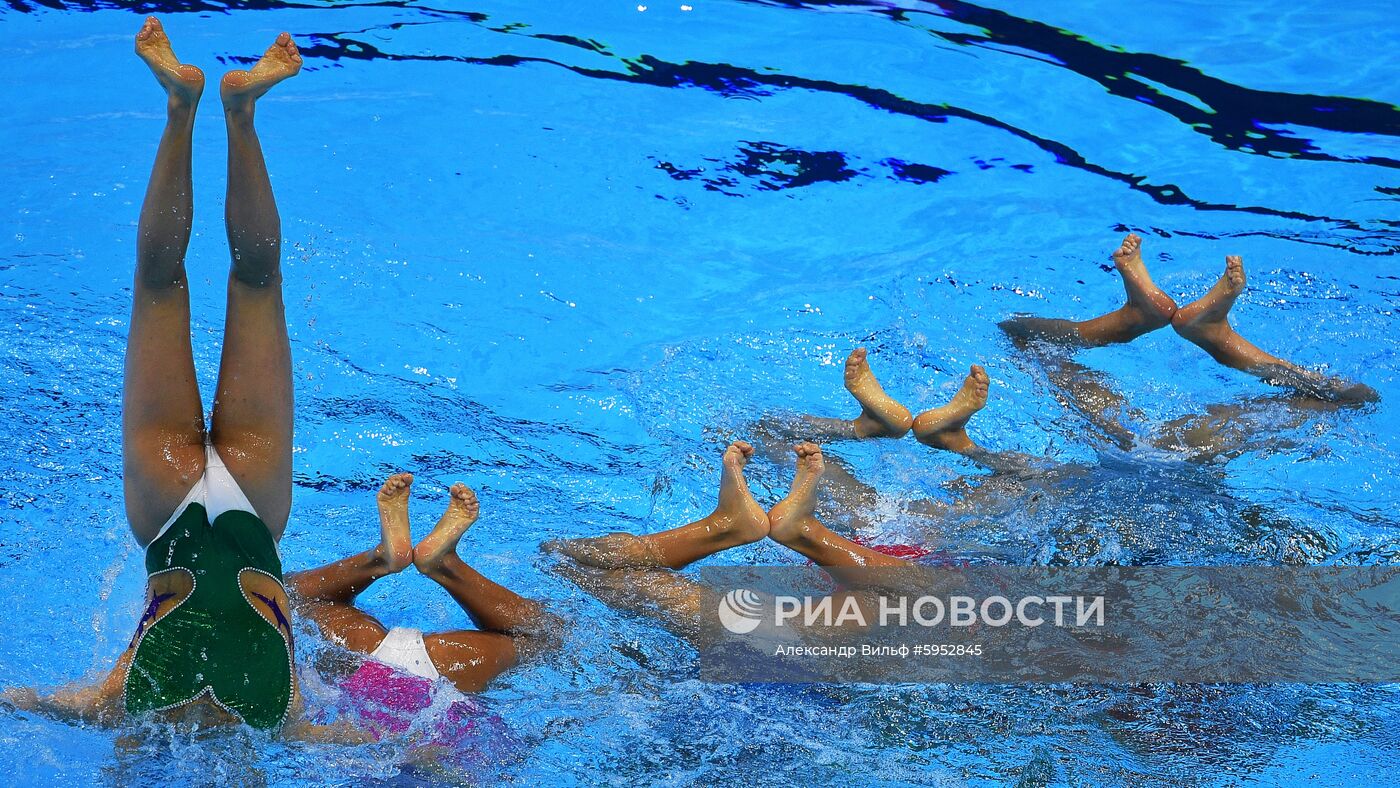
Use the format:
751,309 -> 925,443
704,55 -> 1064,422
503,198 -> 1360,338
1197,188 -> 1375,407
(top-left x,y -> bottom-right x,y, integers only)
282,475 -> 559,748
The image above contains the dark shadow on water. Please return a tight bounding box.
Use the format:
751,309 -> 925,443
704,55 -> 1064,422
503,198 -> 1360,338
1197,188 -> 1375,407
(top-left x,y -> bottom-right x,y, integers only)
15,0 -> 1396,243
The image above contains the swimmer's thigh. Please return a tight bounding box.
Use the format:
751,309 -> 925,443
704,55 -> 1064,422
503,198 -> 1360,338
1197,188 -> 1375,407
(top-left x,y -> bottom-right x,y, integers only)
297,600 -> 389,654
423,632 -> 518,693
123,286 -> 206,546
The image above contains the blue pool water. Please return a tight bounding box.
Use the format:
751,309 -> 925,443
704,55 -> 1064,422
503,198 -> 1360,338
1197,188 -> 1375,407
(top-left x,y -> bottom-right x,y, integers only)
2,0 -> 1398,784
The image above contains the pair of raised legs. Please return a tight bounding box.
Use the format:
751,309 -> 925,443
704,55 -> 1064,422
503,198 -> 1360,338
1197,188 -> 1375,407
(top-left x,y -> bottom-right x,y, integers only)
1002,233 -> 1367,386
996,233 -> 1376,457
288,477 -> 559,692
546,441 -> 912,637
124,16 -> 303,546
761,346 -> 1030,492
795,347 -> 1024,464
786,347 -> 992,451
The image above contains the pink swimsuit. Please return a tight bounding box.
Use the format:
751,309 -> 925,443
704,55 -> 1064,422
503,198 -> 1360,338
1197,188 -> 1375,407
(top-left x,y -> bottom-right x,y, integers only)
340,660 -> 509,751
850,535 -> 950,563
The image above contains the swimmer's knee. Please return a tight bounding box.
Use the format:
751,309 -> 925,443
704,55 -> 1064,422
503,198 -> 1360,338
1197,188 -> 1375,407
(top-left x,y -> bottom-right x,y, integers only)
998,315 -> 1071,347
282,576 -> 318,610
134,264 -> 191,292
228,259 -> 283,290
518,611 -> 567,659
997,316 -> 1030,338
299,603 -> 387,654
1335,381 -> 1379,405
422,635 -> 515,693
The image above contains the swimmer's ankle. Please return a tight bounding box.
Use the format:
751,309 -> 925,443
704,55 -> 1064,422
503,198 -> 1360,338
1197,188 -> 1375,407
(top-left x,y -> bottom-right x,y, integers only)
694,511 -> 767,552
166,98 -> 198,118
363,546 -> 402,573
416,549 -> 466,579
223,103 -> 256,125
371,544 -> 411,574
915,428 -> 978,454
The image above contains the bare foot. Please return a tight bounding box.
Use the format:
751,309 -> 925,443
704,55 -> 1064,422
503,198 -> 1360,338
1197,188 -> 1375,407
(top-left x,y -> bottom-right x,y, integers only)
844,349 -> 913,438
912,365 -> 989,453
1111,232 -> 1178,332
1172,254 -> 1245,344
413,483 -> 480,574
221,32 -> 302,112
375,472 -> 414,572
711,440 -> 770,542
767,442 -> 826,547
1171,256 -> 1259,372
135,17 -> 204,107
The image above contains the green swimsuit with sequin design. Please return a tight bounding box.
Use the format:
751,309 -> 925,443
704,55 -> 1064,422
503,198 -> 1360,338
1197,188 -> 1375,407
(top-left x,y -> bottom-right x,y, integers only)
122,501 -> 294,731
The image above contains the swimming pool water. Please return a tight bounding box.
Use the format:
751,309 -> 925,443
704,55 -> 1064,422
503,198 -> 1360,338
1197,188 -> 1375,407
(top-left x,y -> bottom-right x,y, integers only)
1,0 -> 1398,785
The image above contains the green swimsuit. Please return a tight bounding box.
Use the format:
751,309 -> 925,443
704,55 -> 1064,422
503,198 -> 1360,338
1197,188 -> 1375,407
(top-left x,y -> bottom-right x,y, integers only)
122,474 -> 294,731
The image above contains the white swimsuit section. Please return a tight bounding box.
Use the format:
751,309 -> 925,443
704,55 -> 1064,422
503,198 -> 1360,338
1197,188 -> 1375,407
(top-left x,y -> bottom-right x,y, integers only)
372,627 -> 442,681
154,444 -> 260,542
